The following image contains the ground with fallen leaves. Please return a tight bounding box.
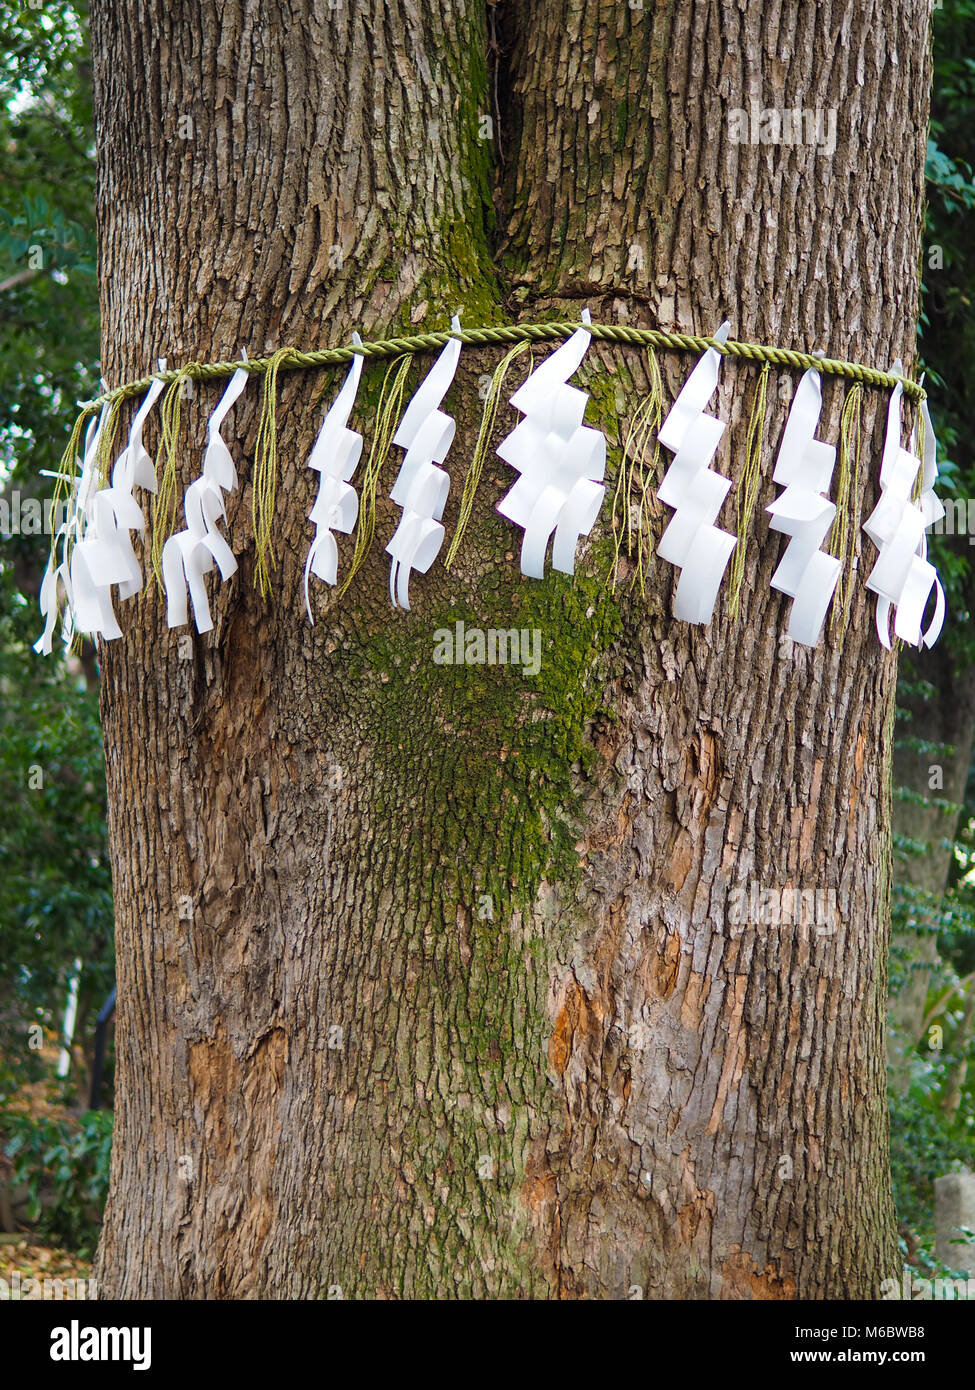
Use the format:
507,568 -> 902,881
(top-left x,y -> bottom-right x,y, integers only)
0,1047 -> 101,1299
0,1234 -> 93,1298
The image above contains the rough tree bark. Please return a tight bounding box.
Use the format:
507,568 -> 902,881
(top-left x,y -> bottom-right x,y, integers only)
91,0 -> 931,1298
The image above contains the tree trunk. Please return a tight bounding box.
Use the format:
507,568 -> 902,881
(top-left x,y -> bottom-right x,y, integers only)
91,0 -> 930,1298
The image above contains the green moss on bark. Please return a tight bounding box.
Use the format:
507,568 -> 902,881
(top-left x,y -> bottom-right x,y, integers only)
347,568 -> 622,927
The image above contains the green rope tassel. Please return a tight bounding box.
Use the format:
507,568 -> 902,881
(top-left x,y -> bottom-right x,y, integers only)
727,362 -> 771,619
610,348 -> 663,595
912,399 -> 925,504
444,339 -> 532,571
95,392 -> 126,491
828,383 -> 863,637
150,364 -> 198,587
251,348 -> 300,598
48,407 -> 94,553
337,354 -> 413,597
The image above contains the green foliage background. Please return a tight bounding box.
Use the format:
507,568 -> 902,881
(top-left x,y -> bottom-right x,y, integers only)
889,0 -> 975,1272
0,0 -> 108,1104
2,1107 -> 111,1256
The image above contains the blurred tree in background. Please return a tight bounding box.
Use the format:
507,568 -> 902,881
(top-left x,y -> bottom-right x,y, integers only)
0,0 -> 972,1270
888,0 -> 975,1273
0,0 -> 110,1106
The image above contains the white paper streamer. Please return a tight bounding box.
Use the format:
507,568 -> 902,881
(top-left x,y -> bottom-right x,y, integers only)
36,364 -> 172,652
385,314 -> 462,610
70,401 -> 128,640
162,357 -> 250,633
765,367 -> 841,647
495,308 -> 606,580
655,321 -> 736,624
72,365 -> 171,639
113,366 -> 167,504
864,362 -> 946,649
303,334 -> 364,621
35,404 -> 106,655
34,559 -> 64,657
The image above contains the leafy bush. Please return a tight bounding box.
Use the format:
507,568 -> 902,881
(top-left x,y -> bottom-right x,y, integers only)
1,1108 -> 113,1258
891,1074 -> 974,1235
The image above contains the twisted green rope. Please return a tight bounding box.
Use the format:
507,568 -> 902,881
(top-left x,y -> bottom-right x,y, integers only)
79,320 -> 927,414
